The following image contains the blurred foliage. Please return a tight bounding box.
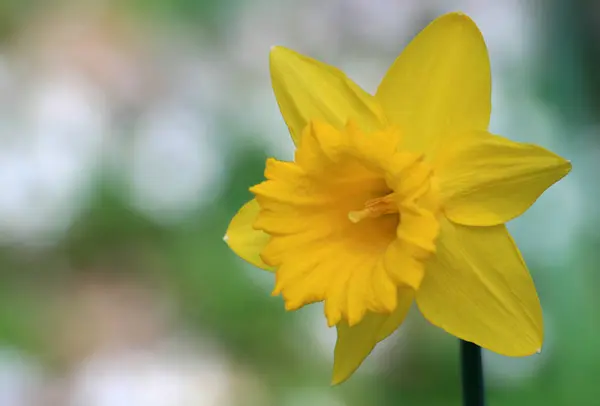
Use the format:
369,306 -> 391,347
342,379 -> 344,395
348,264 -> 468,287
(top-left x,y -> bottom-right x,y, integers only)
0,0 -> 41,41
119,0 -> 237,32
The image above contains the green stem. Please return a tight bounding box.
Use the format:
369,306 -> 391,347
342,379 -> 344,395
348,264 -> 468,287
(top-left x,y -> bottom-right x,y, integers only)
460,340 -> 485,406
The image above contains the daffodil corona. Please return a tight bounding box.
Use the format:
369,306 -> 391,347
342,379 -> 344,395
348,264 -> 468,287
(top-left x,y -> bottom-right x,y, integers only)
224,12 -> 571,384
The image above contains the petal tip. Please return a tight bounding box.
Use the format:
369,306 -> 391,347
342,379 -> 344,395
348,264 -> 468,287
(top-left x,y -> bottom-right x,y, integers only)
269,46 -> 284,68
330,376 -> 343,386
331,369 -> 350,386
556,157 -> 572,178
223,234 -> 229,243
269,45 -> 283,54
440,11 -> 475,23
536,348 -> 542,354
431,12 -> 481,37
269,45 -> 293,62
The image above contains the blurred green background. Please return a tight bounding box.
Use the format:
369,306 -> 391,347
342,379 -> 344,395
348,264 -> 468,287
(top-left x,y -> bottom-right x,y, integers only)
0,0 -> 593,405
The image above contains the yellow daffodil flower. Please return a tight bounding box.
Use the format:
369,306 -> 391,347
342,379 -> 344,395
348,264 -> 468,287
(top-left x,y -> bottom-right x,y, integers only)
224,12 -> 571,384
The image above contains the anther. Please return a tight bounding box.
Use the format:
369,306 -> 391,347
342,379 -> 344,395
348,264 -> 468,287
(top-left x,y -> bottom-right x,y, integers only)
348,193 -> 398,223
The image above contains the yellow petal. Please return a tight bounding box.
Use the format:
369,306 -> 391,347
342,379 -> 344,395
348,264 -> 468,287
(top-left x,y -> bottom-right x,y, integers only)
270,46 -> 386,145
436,132 -> 572,226
332,289 -> 414,385
416,218 -> 543,356
376,13 -> 490,156
224,199 -> 273,271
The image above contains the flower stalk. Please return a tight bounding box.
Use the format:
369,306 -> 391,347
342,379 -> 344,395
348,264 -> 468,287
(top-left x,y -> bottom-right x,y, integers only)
460,340 -> 485,406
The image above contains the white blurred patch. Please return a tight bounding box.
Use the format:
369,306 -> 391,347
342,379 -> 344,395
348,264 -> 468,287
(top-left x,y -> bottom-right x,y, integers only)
0,71 -> 107,245
227,0 -> 341,77
508,170 -> 581,264
432,0 -> 538,71
338,58 -> 388,95
69,340 -> 233,406
241,86 -> 295,160
126,103 -> 225,224
171,51 -> 230,116
342,0 -> 422,50
0,348 -> 42,406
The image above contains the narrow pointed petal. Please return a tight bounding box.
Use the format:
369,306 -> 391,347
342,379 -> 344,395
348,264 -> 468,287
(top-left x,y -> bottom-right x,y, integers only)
332,289 -> 414,385
435,132 -> 572,226
376,13 -> 491,156
416,219 -> 543,356
270,46 -> 386,145
224,199 -> 273,271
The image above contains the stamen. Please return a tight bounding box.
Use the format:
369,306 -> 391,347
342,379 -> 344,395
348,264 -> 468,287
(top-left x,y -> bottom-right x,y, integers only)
348,193 -> 399,223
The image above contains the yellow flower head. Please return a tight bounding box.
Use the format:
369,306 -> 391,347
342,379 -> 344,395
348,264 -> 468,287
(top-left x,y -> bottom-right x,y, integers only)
224,12 -> 571,384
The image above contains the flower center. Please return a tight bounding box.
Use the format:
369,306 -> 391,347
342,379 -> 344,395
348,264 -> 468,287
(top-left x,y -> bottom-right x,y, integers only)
249,120 -> 441,326
348,193 -> 399,223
